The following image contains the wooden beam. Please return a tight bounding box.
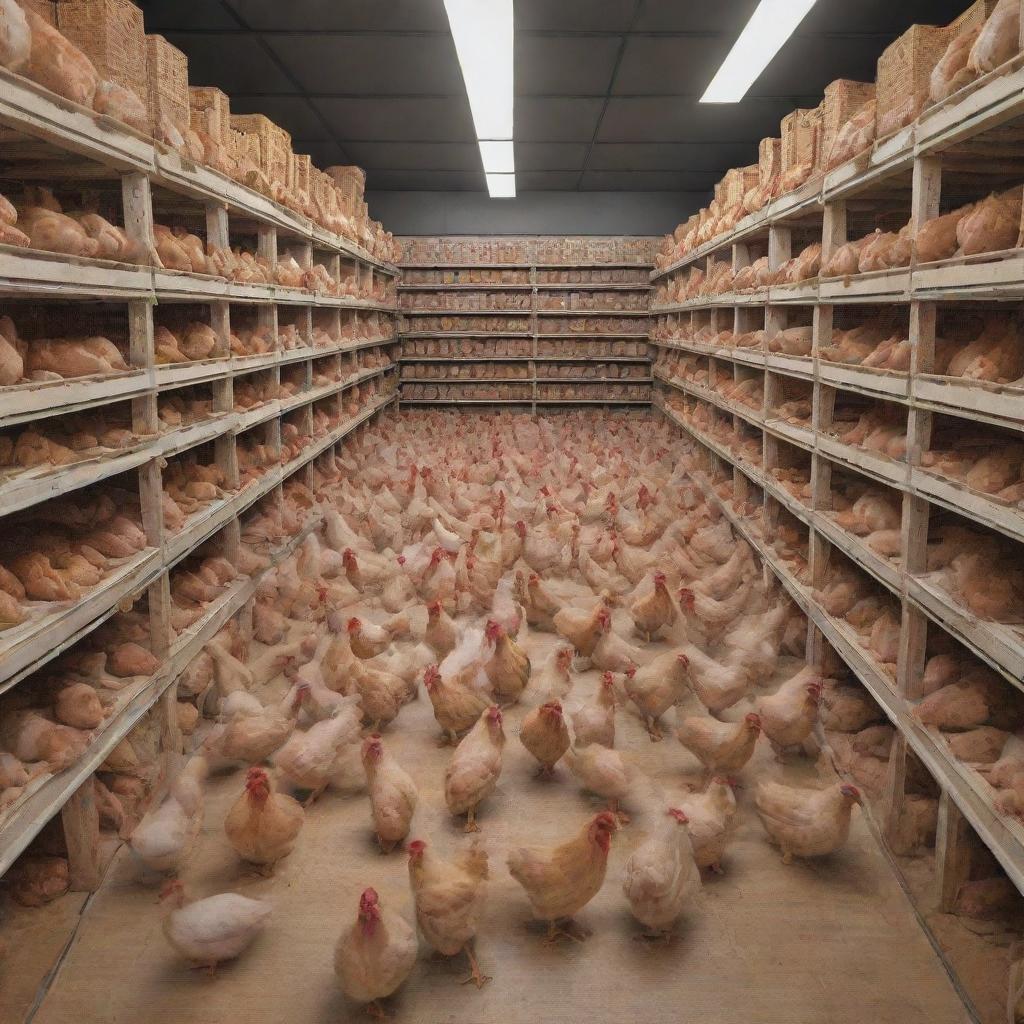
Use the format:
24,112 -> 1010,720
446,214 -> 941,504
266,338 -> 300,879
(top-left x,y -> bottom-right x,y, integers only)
935,790 -> 972,913
61,782 -> 101,892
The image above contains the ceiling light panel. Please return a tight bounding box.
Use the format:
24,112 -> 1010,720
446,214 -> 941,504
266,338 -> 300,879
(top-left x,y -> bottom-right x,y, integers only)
486,173 -> 517,199
700,0 -> 818,104
445,0 -> 515,196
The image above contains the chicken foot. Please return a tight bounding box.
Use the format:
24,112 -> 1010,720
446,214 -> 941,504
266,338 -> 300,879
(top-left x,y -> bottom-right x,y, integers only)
643,715 -> 664,742
365,999 -> 390,1020
609,798 -> 630,826
544,917 -> 591,944
463,808 -> 481,834
302,783 -> 328,808
457,943 -> 492,989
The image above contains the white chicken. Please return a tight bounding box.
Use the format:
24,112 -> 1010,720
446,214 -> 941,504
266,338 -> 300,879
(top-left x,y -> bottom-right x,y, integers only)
128,756 -> 207,877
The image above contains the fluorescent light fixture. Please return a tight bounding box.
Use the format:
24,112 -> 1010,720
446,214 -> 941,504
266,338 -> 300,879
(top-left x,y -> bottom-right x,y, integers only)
479,140 -> 515,174
700,0 -> 818,103
444,0 -> 514,139
486,173 -> 516,199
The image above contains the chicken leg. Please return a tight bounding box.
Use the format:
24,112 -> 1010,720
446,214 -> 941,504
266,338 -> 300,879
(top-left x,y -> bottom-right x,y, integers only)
544,918 -> 591,944
464,808 -> 481,834
458,943 -> 492,989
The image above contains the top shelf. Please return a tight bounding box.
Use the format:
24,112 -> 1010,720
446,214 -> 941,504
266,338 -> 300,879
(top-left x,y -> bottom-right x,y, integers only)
0,67 -> 398,276
400,261 -> 654,270
650,57 -> 1024,283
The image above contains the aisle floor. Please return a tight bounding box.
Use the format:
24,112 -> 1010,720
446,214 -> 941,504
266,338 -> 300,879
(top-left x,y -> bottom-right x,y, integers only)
25,617 -> 970,1024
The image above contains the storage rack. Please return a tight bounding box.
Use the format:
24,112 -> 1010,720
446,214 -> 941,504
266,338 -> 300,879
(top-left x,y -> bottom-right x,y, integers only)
0,66 -> 400,881
650,56 -> 1024,930
397,237 -> 657,412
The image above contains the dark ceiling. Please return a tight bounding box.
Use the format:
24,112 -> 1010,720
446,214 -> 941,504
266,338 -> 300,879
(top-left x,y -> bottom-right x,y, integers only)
138,0 -> 967,194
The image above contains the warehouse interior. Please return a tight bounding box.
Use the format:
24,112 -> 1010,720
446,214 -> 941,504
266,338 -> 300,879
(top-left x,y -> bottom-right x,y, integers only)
1,1 -> 1023,1022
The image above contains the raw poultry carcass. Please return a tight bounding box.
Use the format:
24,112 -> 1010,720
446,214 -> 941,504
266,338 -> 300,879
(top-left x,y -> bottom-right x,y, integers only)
361,734 -> 417,851
444,706 -> 505,832
224,766 -> 305,874
621,807 -> 701,940
334,888 -> 417,1018
507,811 -> 618,943
755,781 -> 862,864
160,880 -> 271,972
407,838 -> 490,988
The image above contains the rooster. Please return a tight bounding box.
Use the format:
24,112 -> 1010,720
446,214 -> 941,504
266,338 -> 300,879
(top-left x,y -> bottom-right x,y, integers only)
621,808 -> 701,941
424,664 -> 489,745
755,781 -> 862,864
624,651 -> 690,740
361,734 -> 417,852
224,766 -> 304,874
630,571 -> 676,642
334,888 -> 417,1019
676,712 -> 761,782
444,706 -> 505,832
407,837 -> 490,988
507,811 -> 618,942
520,701 -> 571,777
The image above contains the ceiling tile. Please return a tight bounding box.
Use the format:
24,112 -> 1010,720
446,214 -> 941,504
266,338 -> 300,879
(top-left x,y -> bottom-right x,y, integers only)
589,141 -> 757,171
633,0 -> 758,33
366,170 -> 483,191
750,36 -> 891,97
516,35 -> 622,95
137,0 -> 239,30
580,170 -> 719,191
516,98 -> 605,142
800,0 -> 966,34
518,171 -> 582,191
223,0 -> 452,31
291,140 -> 348,167
229,96 -> 328,139
339,142 -> 481,172
313,98 -> 475,142
597,97 -> 797,143
516,143 -> 590,171
163,34 -> 296,93
514,0 -> 640,32
265,34 -> 463,95
615,36 -> 732,96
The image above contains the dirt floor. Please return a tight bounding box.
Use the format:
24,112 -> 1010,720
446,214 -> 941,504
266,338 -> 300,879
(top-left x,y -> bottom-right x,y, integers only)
4,606 -> 972,1024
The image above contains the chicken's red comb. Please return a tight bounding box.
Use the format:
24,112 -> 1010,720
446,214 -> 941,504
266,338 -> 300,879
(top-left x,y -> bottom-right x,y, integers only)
407,839 -> 426,858
346,617 -> 361,631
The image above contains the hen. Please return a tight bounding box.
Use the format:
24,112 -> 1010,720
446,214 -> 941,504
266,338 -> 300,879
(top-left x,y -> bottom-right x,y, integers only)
621,808 -> 701,940
128,756 -> 207,877
519,700 -> 571,777
444,706 -> 505,832
407,837 -> 490,987
758,680 -> 822,757
624,650 -> 690,740
424,663 -> 489,745
678,779 -> 738,874
569,672 -> 618,748
224,766 -> 305,874
484,618 -> 531,705
563,743 -> 634,823
361,734 -> 418,852
630,571 -> 677,642
552,599 -> 607,659
507,810 -> 618,942
755,781 -> 861,863
676,712 -> 761,782
334,888 -> 417,1019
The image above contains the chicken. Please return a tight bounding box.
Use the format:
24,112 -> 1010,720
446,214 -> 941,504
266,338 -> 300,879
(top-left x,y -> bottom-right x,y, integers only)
224,766 -> 305,874
423,663 -> 490,745
483,618 -> 531,705
424,598 -> 459,658
444,706 -> 505,832
681,643 -> 749,717
522,572 -> 561,631
534,645 -> 575,702
334,888 -> 417,1019
678,778 -> 738,873
552,599 -> 606,659
591,608 -> 643,673
217,684 -> 306,764
361,734 -> 418,852
676,713 -> 761,781
630,571 -> 676,641
624,650 -> 690,740
347,614 -> 409,659
758,680 -> 822,757
273,695 -> 363,802
507,810 -> 618,942
160,880 -> 271,973
407,837 -> 490,988
570,671 -> 618,748
755,781 -> 862,864
621,808 -> 701,940
519,700 -> 571,777
128,756 -> 207,876
563,743 -> 634,823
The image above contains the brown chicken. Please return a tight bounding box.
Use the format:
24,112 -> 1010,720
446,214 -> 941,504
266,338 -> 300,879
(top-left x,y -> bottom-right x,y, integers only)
758,681 -> 822,757
552,599 -> 607,659
624,650 -> 691,740
483,618 -> 531,705
630,571 -> 677,641
519,701 -> 571,777
676,712 -> 761,782
444,706 -> 505,832
507,811 -> 618,942
224,766 -> 305,874
424,598 -> 459,658
424,664 -> 489,745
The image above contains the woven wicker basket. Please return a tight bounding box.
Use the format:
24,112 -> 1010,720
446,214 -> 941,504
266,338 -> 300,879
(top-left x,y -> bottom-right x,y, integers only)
144,34 -> 189,133
758,138 -> 782,185
876,23 -> 953,137
325,165 -> 366,214
723,165 -> 760,206
189,86 -> 230,146
292,154 -> 312,199
58,0 -> 147,104
948,0 -> 1000,36
230,113 -> 292,187
820,79 -> 875,166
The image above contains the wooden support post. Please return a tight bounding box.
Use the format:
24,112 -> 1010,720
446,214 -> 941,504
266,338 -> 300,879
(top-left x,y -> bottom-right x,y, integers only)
821,199 -> 846,265
138,461 -> 164,551
812,303 -> 833,360
935,791 -> 972,913
764,304 -> 786,352
881,733 -> 909,847
768,224 -> 792,274
911,156 -> 942,236
811,451 -> 833,511
147,573 -> 172,659
159,679 -> 183,758
258,224 -> 277,270
813,383 -> 836,434
898,602 -> 930,699
205,202 -> 230,252
62,782 -> 102,892
121,171 -> 156,262
732,241 -> 751,273
809,531 -> 831,590
805,620 -> 826,668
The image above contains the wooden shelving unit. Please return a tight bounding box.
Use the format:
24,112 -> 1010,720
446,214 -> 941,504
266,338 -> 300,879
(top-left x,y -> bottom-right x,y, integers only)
0,69 -> 401,881
398,236 -> 657,412
649,50 -> 1024,984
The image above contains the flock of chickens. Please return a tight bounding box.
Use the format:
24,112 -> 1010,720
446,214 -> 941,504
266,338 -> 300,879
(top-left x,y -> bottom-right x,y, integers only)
114,409 -> 874,1018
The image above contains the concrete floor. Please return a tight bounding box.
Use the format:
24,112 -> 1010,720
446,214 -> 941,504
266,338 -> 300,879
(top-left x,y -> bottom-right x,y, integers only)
17,616 -> 971,1024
